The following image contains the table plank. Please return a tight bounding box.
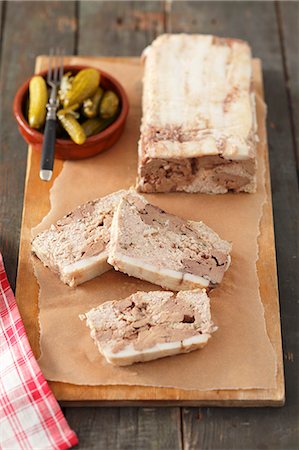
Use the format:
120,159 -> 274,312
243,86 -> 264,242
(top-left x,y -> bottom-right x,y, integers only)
181,406 -> 298,450
0,0 -> 76,290
169,1 -> 298,449
78,0 -> 164,56
66,407 -> 182,450
65,3 -> 183,449
1,1 -> 296,449
278,1 -> 299,175
0,2 -> 4,54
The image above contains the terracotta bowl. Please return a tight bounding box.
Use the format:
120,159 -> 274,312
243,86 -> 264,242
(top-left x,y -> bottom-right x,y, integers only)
13,65 -> 129,160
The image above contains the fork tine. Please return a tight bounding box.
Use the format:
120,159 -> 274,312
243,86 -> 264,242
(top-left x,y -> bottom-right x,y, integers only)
53,48 -> 59,83
48,48 -> 54,83
47,48 -> 64,86
59,48 -> 64,83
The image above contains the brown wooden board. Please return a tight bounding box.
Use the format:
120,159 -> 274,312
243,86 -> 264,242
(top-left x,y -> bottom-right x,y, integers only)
15,55 -> 284,406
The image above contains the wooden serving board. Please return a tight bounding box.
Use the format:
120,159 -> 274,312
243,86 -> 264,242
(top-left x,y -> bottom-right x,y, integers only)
15,56 -> 284,406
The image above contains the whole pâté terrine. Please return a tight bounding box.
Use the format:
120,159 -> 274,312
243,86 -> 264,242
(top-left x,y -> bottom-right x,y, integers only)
32,190 -> 126,287
137,34 -> 258,194
108,191 -> 231,290
80,289 -> 216,366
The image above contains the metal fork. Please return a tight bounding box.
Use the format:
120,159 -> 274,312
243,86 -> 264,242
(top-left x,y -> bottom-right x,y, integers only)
40,48 -> 64,181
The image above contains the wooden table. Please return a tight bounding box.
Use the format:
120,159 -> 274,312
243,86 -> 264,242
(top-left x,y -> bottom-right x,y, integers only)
0,1 -> 298,448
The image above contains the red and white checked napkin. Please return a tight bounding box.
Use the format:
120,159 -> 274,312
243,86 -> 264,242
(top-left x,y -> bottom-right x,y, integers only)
0,253 -> 78,449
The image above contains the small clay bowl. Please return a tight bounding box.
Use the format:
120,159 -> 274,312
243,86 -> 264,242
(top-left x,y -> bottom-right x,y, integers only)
13,65 -> 129,160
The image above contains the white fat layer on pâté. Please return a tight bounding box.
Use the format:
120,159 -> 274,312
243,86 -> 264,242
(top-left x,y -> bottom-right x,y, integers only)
108,191 -> 231,290
102,334 -> 211,366
141,34 -> 256,161
32,190 -> 127,286
108,252 -> 210,290
80,289 -> 216,366
60,251 -> 111,287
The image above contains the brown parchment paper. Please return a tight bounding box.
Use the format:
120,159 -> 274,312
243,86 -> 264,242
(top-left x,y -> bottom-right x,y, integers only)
32,59 -> 277,390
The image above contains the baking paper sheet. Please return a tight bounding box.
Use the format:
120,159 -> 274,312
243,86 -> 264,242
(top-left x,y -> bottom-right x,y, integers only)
32,59 -> 277,390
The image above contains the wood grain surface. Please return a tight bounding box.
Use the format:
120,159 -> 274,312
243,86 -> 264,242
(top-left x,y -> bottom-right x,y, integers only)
0,0 -> 76,291
1,1 -> 298,449
0,2 -> 4,43
15,55 -> 284,407
278,1 -> 299,174
78,1 -> 164,56
170,3 -> 299,448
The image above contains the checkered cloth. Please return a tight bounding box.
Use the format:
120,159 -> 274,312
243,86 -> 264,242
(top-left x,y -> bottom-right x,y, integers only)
0,253 -> 78,449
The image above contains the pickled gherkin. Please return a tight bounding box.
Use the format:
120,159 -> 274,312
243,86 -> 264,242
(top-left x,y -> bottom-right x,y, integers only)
99,91 -> 119,119
63,68 -> 100,108
27,66 -> 122,144
28,76 -> 48,129
83,87 -> 104,118
57,111 -> 86,145
81,117 -> 115,137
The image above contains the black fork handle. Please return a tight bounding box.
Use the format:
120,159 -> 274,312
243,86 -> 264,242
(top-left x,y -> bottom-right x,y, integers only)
40,118 -> 56,181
